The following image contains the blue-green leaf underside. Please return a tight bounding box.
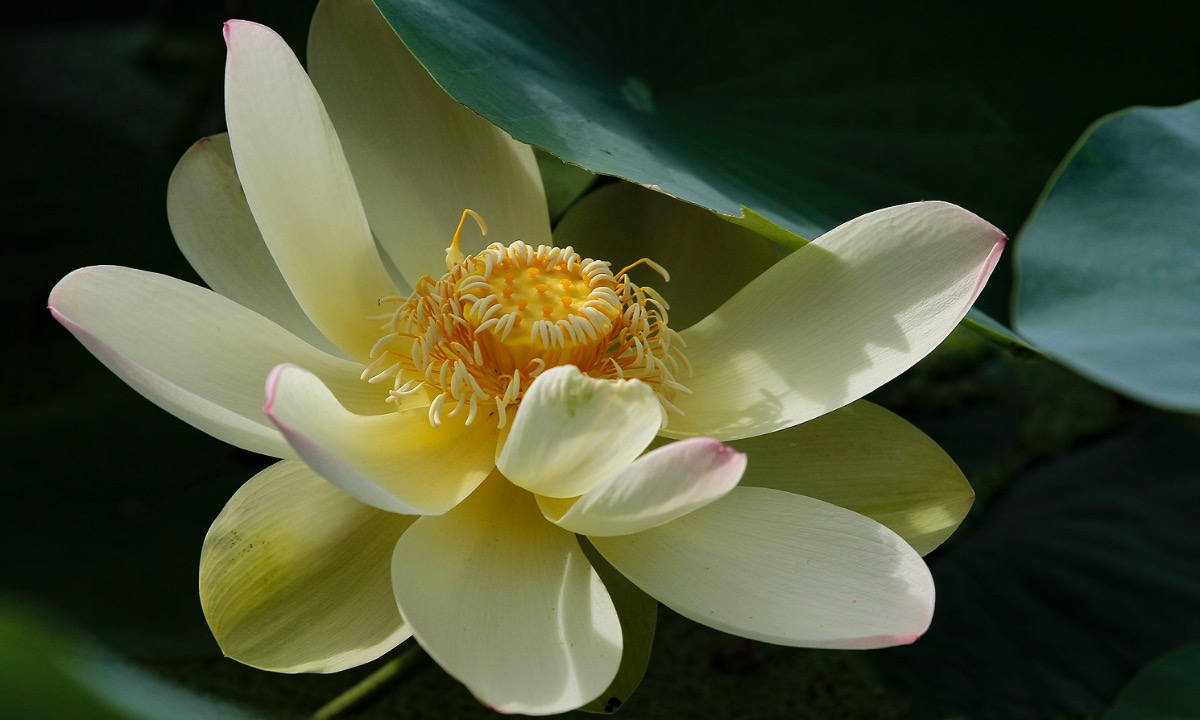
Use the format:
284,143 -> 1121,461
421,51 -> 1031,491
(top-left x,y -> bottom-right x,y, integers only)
1014,99 -> 1200,413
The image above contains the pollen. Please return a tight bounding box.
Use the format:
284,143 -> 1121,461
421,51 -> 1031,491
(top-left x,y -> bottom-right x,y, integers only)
362,209 -> 689,428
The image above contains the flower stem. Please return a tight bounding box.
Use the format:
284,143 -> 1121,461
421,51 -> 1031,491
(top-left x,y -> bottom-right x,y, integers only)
310,644 -> 428,720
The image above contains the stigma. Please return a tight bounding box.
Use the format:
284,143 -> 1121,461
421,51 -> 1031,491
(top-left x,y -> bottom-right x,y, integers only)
362,211 -> 690,428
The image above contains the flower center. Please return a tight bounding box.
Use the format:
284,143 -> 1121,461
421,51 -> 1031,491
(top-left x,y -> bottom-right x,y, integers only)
363,210 -> 689,427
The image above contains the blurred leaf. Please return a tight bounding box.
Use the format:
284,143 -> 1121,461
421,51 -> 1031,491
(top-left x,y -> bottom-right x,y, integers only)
871,414 -> 1200,719
1014,99 -> 1200,413
0,602 -> 256,720
373,0 -> 1200,319
1104,643 -> 1200,720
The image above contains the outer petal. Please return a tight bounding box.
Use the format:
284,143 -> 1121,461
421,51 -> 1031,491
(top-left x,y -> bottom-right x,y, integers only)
264,365 -> 495,514
733,400 -> 974,555
497,366 -> 663,499
167,133 -> 339,356
540,438 -> 746,537
200,460 -> 413,673
553,183 -> 779,331
308,0 -> 551,285
392,473 -> 621,715
224,20 -> 397,362
592,486 -> 935,649
48,266 -> 384,458
666,201 -> 1006,440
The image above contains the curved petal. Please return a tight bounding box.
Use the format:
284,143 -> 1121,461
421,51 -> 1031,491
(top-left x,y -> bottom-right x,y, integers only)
308,0 -> 551,285
733,400 -> 974,555
392,473 -> 621,715
48,266 -> 385,458
264,365 -> 495,514
497,366 -> 663,499
200,460 -> 414,673
553,183 -> 779,331
592,486 -> 935,649
224,20 -> 397,361
666,201 -> 1006,440
167,133 -> 340,356
540,437 -> 745,537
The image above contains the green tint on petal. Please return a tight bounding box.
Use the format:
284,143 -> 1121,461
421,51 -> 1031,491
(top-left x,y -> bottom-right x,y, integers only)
392,473 -> 621,715
498,366 -> 663,499
553,183 -> 779,331
167,133 -> 337,356
578,539 -> 658,715
1014,99 -> 1200,413
200,461 -> 413,674
308,0 -> 551,286
733,400 -> 973,555
665,202 -> 1005,441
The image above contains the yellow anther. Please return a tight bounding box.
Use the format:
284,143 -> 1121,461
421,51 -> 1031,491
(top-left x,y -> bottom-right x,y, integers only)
526,267 -> 539,278
542,305 -> 554,317
536,283 -> 548,295
561,296 -> 573,307
446,209 -> 488,271
615,256 -> 670,282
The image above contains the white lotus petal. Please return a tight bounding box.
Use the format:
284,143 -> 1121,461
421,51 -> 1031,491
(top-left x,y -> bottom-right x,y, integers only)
393,474 -> 621,715
200,460 -> 413,673
666,201 -> 1005,440
49,266 -> 383,458
308,0 -> 551,284
592,486 -> 935,649
733,400 -> 974,555
224,19 -> 397,361
167,133 -> 340,355
541,437 -> 745,536
264,365 -> 494,514
497,366 -> 663,498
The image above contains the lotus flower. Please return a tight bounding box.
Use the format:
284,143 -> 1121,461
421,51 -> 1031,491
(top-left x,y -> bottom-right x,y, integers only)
47,0 -> 1004,714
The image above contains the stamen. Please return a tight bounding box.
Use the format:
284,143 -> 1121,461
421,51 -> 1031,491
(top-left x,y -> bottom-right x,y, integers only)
466,396 -> 479,425
428,394 -> 445,427
367,362 -> 401,384
372,229 -> 688,427
446,209 -> 487,270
